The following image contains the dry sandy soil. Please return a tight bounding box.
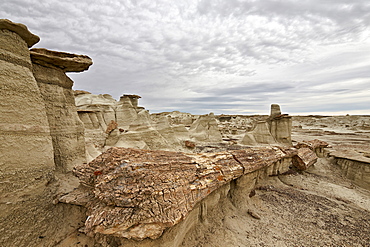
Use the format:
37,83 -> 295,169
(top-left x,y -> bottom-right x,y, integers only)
179,157 -> 370,247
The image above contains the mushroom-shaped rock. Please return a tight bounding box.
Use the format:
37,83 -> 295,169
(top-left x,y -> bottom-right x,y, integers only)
30,48 -> 93,72
0,19 -> 40,47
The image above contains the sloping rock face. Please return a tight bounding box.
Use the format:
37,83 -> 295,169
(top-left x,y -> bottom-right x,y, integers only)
241,121 -> 276,145
31,48 -> 92,172
241,104 -> 292,146
189,113 -> 223,142
65,145 -> 326,242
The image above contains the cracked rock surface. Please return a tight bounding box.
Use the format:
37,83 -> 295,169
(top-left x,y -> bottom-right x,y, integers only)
66,145 -> 321,240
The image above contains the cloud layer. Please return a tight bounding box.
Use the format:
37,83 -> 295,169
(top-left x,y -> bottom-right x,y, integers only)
1,0 -> 369,114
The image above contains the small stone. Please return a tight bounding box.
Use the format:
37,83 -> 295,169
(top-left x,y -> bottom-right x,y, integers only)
247,209 -> 261,220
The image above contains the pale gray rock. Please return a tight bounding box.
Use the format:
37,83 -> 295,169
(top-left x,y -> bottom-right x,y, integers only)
189,113 -> 223,142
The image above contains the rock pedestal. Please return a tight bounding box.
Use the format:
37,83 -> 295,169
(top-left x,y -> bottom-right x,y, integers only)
0,19 -> 54,202
30,48 -> 92,172
268,104 -> 292,145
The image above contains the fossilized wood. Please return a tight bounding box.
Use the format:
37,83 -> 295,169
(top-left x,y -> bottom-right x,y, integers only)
295,139 -> 329,150
293,147 -> 318,170
70,146 -> 301,240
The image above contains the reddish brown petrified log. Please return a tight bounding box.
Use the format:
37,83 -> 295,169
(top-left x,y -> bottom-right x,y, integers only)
294,139 -> 329,150
293,147 -> 318,170
66,144 -> 325,240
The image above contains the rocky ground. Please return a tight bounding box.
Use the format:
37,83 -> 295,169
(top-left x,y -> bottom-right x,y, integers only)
180,157 -> 370,247
178,115 -> 370,247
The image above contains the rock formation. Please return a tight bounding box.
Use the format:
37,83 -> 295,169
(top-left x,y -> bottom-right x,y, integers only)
267,104 -> 292,145
241,104 -> 292,146
63,144 -> 325,241
151,111 -> 195,126
241,121 -> 277,145
30,48 -> 92,72
0,19 -> 55,236
31,48 -> 92,172
189,112 -> 223,142
2,19 -> 368,247
0,19 -> 92,247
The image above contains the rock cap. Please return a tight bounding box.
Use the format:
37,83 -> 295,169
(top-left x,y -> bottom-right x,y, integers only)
30,48 -> 93,72
270,104 -> 282,118
122,94 -> 141,99
0,19 -> 40,47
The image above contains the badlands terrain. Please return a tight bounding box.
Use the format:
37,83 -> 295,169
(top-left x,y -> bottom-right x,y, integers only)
1,19 -> 369,247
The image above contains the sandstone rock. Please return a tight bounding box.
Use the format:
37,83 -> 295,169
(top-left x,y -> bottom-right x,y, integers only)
151,111 -> 195,126
0,18 -> 54,192
115,95 -> 140,128
268,104 -> 292,145
189,113 -> 222,142
74,90 -> 92,96
241,121 -> 276,145
71,146 -> 298,240
30,48 -> 93,72
270,103 -> 282,118
122,94 -> 141,108
0,20 -> 88,247
31,50 -> 89,172
0,19 -> 39,47
268,115 -> 292,145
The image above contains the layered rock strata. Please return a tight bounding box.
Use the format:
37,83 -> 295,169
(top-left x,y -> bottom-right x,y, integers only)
241,104 -> 292,146
0,19 -> 54,206
0,19 -> 94,247
31,48 -> 92,172
63,144 -> 325,241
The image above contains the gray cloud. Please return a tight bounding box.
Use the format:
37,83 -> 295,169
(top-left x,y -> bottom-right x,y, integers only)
1,0 -> 369,115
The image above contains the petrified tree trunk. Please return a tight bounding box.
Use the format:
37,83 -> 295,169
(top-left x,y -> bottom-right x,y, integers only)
65,146 -> 308,240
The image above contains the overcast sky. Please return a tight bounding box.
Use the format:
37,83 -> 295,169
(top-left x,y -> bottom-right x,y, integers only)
2,0 -> 369,115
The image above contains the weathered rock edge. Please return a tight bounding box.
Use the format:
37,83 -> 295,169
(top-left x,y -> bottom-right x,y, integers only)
61,140 -> 327,240
0,19 -> 39,47
30,48 -> 93,72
